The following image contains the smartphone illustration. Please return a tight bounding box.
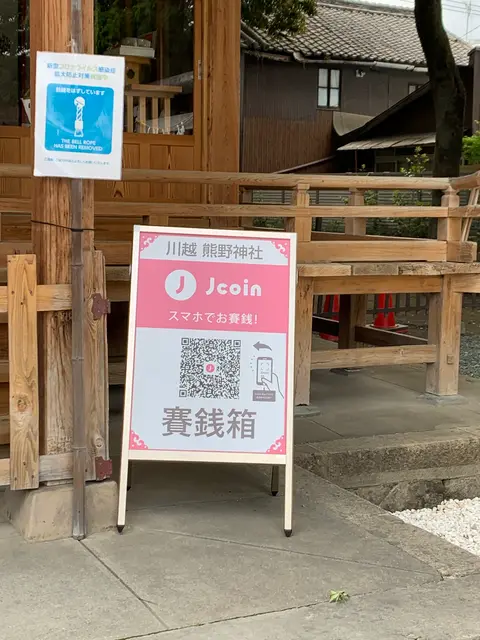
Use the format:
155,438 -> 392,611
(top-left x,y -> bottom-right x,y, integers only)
256,357 -> 273,385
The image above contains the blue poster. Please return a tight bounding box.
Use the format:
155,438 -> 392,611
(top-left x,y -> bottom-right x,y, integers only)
45,83 -> 114,155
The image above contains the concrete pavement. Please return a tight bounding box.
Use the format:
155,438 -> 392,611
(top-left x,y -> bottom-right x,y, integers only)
2,462 -> 480,640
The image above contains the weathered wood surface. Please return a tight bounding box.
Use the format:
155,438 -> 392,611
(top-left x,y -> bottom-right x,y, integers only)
0,163 -> 453,190
7,255 -> 39,490
426,275 -> 463,396
311,345 -> 437,369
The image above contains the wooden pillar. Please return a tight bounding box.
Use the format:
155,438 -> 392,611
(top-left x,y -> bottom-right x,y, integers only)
426,275 -> 462,396
202,0 -> 241,227
287,184 -> 313,405
30,1 -> 95,460
338,189 -> 366,348
295,278 -> 314,405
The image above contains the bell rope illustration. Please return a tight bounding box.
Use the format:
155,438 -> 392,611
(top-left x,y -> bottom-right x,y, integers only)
74,96 -> 85,138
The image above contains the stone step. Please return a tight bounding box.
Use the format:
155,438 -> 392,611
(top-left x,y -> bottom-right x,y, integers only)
295,426 -> 480,510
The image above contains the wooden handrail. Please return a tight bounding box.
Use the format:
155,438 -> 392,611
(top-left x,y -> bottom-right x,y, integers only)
450,171 -> 480,190
0,163 -> 451,190
0,199 -> 451,219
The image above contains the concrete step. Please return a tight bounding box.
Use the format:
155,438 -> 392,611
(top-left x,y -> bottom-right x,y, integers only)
295,426 -> 480,511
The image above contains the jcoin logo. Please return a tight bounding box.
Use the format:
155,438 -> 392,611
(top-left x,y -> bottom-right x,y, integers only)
164,270 -> 197,301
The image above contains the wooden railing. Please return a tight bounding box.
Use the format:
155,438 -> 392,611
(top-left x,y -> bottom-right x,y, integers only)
1,164 -> 480,407
0,252 -> 108,489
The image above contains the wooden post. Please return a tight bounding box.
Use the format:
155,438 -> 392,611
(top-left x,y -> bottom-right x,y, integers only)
338,189 -> 366,348
8,255 -> 39,490
295,278 -> 314,405
202,0 -> 241,228
426,275 -> 462,396
30,0 -> 95,462
287,184 -> 313,405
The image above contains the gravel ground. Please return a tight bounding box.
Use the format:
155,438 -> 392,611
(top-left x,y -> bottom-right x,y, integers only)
460,334 -> 480,378
395,498 -> 480,557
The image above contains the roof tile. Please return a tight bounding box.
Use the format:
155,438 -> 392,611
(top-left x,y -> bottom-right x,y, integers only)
245,0 -> 471,67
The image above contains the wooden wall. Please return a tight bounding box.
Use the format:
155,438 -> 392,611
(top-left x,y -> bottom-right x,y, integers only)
241,57 -> 334,173
0,0 -> 241,202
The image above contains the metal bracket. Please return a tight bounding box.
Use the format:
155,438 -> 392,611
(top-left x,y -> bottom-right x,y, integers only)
95,457 -> 113,481
92,293 -> 111,320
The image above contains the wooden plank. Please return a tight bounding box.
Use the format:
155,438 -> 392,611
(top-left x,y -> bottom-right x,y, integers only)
452,274 -> 480,292
0,198 -> 450,220
106,280 -> 130,302
313,275 -> 443,295
98,242 -> 132,265
446,241 -> 477,262
298,240 -> 447,263
349,263 -> 400,276
285,183 -> 311,241
450,173 -> 480,190
0,197 -> 31,213
345,188 -> 366,236
297,263 -> 352,277
295,277 -> 314,405
92,201 -> 448,219
93,251 -> 109,464
126,95 -> 134,133
398,262 -> 480,275
0,452 -> 75,487
0,414 -> 9,445
138,96 -> 147,133
311,232 -> 417,242
354,326 -> 428,347
0,164 -> 452,190
426,275 -> 462,396
341,189 -> 367,347
0,283 -> 72,314
109,359 -> 126,385
7,255 -> 39,489
311,345 -> 437,370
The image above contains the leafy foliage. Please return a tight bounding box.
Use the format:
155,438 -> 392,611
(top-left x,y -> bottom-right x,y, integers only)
463,126 -> 480,166
329,590 -> 349,603
241,0 -> 316,36
95,0 -> 317,53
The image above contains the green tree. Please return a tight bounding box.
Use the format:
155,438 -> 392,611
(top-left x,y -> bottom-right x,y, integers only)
95,0 -> 316,53
242,0 -> 316,36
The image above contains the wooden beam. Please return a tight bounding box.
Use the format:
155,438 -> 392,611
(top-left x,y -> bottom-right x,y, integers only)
426,275 -> 462,396
298,263 -> 352,277
354,326 -> 428,347
311,345 -> 437,370
295,277 -> 314,405
298,240 -> 447,263
285,183 -> 311,241
452,274 -> 480,292
450,172 -> 480,190
339,189 -> 367,348
0,452 -> 75,487
0,164 -> 452,190
313,275 -> 443,295
398,262 -> 480,275
7,255 -> 39,489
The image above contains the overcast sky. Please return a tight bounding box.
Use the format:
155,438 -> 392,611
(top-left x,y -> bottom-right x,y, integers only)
361,0 -> 480,42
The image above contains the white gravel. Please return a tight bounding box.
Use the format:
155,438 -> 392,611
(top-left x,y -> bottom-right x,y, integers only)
394,498 -> 480,557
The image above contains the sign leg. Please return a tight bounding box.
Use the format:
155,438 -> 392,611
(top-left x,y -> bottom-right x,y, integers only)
270,465 -> 279,496
117,447 -> 129,533
284,458 -> 293,537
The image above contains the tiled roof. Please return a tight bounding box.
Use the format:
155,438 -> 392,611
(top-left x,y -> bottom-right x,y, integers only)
243,0 -> 471,67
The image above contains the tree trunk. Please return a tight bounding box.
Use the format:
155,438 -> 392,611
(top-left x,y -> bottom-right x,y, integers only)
415,0 -> 465,215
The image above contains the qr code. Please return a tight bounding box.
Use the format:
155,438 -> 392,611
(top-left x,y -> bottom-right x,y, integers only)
179,338 -> 241,399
